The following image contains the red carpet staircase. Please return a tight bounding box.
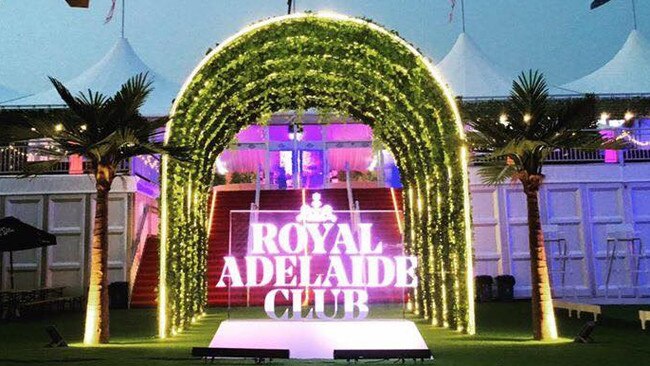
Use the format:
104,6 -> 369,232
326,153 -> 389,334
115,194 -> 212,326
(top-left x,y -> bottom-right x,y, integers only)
130,236 -> 160,308
129,188 -> 404,308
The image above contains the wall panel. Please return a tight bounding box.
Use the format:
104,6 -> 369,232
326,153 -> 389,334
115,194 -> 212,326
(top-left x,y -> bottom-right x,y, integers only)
468,163 -> 650,302
47,195 -> 86,294
2,196 -> 44,290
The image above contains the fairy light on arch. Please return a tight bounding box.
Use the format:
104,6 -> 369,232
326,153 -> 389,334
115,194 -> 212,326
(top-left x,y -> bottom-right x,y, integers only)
160,11 -> 476,337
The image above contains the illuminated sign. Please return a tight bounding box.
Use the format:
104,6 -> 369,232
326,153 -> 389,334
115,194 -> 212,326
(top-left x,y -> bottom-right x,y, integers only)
217,193 -> 417,320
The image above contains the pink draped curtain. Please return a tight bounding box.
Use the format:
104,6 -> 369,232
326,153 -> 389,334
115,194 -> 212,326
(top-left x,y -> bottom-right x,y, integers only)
221,123 -> 375,172
326,147 -> 373,171
325,125 -> 373,171
235,126 -> 265,142
325,124 -> 372,141
219,150 -> 265,172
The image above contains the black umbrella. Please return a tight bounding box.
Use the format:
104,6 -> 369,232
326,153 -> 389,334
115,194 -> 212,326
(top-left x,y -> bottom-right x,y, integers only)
0,216 -> 57,289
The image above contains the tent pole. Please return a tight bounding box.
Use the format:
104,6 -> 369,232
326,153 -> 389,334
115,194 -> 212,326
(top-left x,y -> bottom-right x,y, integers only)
9,251 -> 14,290
631,0 -> 637,30
121,0 -> 125,38
461,0 -> 466,33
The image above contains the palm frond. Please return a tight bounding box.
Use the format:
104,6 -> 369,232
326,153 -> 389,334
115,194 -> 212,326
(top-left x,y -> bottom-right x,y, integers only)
119,141 -> 193,163
466,70 -> 615,185
477,160 -> 518,185
17,74 -> 188,177
508,70 -> 549,136
48,77 -> 84,113
143,117 -> 169,138
107,73 -> 153,124
466,118 -> 522,150
49,78 -> 108,126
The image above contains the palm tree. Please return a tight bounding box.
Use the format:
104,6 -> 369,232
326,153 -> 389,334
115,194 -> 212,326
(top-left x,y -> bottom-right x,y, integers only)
4,73 -> 187,344
466,70 -> 613,340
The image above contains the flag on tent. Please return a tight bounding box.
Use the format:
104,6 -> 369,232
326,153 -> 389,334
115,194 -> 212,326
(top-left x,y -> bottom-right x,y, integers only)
65,0 -> 90,7
591,0 -> 613,10
105,0 -> 117,24
449,0 -> 457,22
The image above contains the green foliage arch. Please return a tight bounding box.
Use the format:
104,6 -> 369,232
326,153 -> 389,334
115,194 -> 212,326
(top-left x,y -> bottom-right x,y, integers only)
159,12 -> 475,337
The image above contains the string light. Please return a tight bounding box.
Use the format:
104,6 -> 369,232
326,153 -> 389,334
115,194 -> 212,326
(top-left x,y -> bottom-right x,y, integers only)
523,114 -> 532,123
138,155 -> 160,169
0,145 -> 38,161
54,124 -> 64,132
215,156 -> 228,175
619,130 -> 650,147
160,12 -> 476,338
367,154 -> 378,171
0,145 -> 24,156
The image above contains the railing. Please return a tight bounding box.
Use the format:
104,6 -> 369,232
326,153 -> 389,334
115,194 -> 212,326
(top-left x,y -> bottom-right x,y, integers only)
545,148 -> 605,163
623,148 -> 650,161
254,165 -> 262,207
245,201 -> 259,307
344,162 -> 354,212
461,92 -> 650,102
128,204 -> 159,300
0,142 -> 158,183
474,147 -> 650,165
5,128 -> 650,180
471,128 -> 650,165
343,162 -> 363,234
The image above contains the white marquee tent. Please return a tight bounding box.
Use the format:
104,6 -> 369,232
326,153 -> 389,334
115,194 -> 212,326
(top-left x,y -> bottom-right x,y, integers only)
1,38 -> 179,117
436,32 -> 512,98
561,30 -> 650,95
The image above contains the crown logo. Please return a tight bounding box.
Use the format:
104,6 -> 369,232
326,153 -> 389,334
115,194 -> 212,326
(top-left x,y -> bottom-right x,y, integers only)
296,193 -> 337,223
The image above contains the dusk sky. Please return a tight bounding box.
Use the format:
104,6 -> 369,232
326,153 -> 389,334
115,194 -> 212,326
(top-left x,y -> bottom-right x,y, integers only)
0,0 -> 647,94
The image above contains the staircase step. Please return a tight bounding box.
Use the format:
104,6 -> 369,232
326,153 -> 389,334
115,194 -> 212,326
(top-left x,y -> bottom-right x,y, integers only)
129,236 -> 160,308
129,188 -> 404,308
206,188 -> 404,307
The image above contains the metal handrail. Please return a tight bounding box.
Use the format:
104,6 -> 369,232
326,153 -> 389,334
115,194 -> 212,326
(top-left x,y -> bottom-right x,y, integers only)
244,202 -> 259,308
0,143 -> 131,175
460,92 -> 650,102
344,162 -> 354,212
128,204 -> 159,300
254,165 -> 262,208
5,128 -> 650,178
343,162 -> 363,235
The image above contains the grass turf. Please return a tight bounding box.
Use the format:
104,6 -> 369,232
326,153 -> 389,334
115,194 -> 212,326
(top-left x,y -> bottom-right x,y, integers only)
0,302 -> 648,365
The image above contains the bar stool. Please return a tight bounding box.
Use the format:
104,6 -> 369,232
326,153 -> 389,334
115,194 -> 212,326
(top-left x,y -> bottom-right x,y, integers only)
605,224 -> 643,298
543,225 -> 570,298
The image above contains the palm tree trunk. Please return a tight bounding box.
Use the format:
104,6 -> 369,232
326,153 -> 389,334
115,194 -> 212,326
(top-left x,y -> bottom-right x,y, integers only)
83,163 -> 115,345
522,174 -> 558,341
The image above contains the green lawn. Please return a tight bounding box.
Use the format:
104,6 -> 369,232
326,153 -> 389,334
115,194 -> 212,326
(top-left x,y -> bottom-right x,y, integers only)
0,302 -> 648,365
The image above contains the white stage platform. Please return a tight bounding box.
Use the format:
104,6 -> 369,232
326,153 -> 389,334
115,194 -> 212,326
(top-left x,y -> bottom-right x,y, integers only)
209,319 -> 430,359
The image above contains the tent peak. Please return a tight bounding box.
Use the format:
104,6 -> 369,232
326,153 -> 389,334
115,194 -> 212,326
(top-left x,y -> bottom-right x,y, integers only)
1,37 -> 180,116
561,29 -> 650,95
437,32 -> 512,98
